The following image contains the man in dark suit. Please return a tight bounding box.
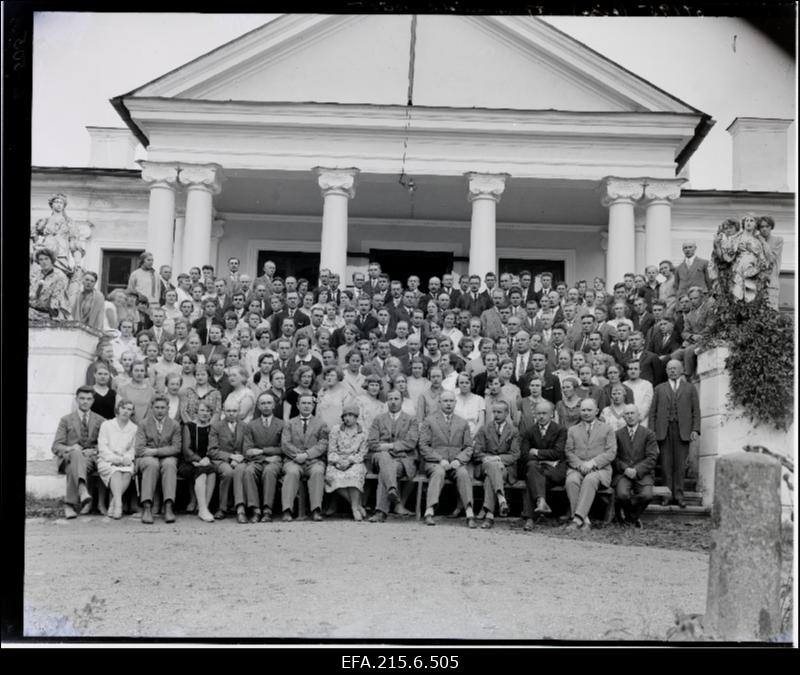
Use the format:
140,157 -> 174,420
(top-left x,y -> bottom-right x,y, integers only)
353,296 -> 378,339
157,265 -> 175,307
399,334 -> 432,376
51,386 -> 105,518
441,273 -> 461,309
649,359 -> 700,507
192,298 -> 224,345
518,399 -> 567,530
273,291 -> 310,332
241,392 -> 284,522
364,262 -> 382,298
674,240 -> 711,297
135,395 -> 182,524
280,394 -> 329,521
373,307 -> 396,341
628,331 -> 664,385
614,405 -> 659,526
517,349 -> 562,404
141,307 -> 174,348
532,271 -> 554,305
419,391 -> 476,527
208,400 -> 247,521
456,275 -> 493,317
472,400 -> 520,528
366,390 -> 419,521
649,318 -> 682,362
608,323 -> 634,370
631,296 -> 655,337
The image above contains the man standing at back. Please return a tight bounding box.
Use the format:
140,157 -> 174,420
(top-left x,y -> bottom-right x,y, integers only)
674,240 -> 710,298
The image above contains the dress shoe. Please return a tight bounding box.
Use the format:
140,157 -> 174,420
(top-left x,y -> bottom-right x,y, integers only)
447,507 -> 463,519
534,499 -> 552,515
214,510 -> 226,520
394,504 -> 413,517
565,517 -> 583,531
523,518 -> 534,532
249,509 -> 261,524
198,510 -> 215,523
475,509 -> 487,521
481,518 -> 494,530
369,511 -> 387,523
498,501 -> 510,518
311,510 -> 323,522
236,508 -> 247,524
259,510 -> 272,523
164,502 -> 176,523
142,505 -> 154,524
424,514 -> 436,526
64,505 -> 78,520
466,517 -> 477,529
282,511 -> 293,522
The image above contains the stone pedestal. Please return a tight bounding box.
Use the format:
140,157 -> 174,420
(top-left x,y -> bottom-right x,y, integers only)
697,346 -> 794,519
27,322 -> 102,497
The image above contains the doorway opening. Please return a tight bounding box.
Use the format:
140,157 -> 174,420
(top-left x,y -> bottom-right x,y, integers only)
499,258 -> 566,285
368,249 -> 454,293
256,250 -> 321,286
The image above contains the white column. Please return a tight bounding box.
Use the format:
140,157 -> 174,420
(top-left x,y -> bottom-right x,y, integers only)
314,167 -> 359,280
140,161 -> 179,270
643,178 -> 685,269
465,172 -> 509,280
602,177 -> 643,287
172,215 -> 185,275
635,222 -> 646,274
179,164 -> 223,270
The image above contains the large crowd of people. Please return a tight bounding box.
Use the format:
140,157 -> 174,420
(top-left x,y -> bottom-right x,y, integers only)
43,213 -> 785,530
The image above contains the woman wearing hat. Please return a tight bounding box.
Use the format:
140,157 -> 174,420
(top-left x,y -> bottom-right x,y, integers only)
325,401 -> 368,521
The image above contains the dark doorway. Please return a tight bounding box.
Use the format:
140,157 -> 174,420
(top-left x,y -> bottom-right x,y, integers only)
257,251 -> 321,286
101,249 -> 144,296
369,249 -> 454,293
499,258 -> 566,285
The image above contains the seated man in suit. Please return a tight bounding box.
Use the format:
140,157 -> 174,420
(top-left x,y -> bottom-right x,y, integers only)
472,400 -> 520,529
366,389 -> 419,522
135,395 -> 182,524
51,386 -> 105,518
280,393 -> 329,521
564,398 -> 617,530
419,391 -> 476,527
518,399 -> 567,530
240,392 -> 285,523
208,400 -> 246,520
613,405 -> 659,527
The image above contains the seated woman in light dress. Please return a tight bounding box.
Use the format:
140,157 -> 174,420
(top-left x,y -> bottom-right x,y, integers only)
325,402 -> 368,521
96,399 -> 138,520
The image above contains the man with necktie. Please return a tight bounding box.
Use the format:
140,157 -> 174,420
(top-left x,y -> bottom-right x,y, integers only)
613,405 -> 659,527
241,392 -> 284,522
208,401 -> 247,520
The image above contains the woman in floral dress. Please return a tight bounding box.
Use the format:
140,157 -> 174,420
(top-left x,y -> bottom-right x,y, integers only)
325,402 -> 368,521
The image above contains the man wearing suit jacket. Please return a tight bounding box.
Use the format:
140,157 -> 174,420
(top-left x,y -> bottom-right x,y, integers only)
273,291 -> 310,332
192,298 -> 224,345
628,331 -> 664,385
479,290 -> 509,341
52,386 -> 105,518
367,390 -> 419,521
157,265 -> 175,307
517,348 -> 562,404
456,275 -> 493,317
280,394 -> 329,521
241,392 -> 284,522
648,318 -> 682,363
518,400 -> 567,530
354,297 -> 378,339
141,307 -> 174,348
399,334 -> 432,377
608,323 -> 635,371
364,262 -> 383,299
614,405 -> 659,526
441,273 -> 461,309
472,400 -> 520,528
564,399 -> 617,530
208,400 -> 247,521
649,360 -> 700,507
135,395 -> 182,524
674,240 -> 711,297
631,296 -> 655,338
419,391 -> 476,527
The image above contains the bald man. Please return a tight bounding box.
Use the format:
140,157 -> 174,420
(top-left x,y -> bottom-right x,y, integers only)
613,405 -> 659,527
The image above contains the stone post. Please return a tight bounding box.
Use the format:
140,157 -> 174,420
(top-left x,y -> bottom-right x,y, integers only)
465,172 -> 509,281
601,177 -> 643,287
705,452 -> 783,641
314,167 -> 359,280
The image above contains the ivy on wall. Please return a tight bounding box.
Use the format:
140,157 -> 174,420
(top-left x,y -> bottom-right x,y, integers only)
703,266 -> 794,431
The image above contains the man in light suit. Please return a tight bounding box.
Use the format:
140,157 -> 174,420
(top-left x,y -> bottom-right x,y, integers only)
649,359 -> 700,508
280,393 -> 329,521
241,392 -> 284,522
367,390 -> 419,522
472,400 -> 520,529
479,289 -> 508,341
419,391 -> 476,527
564,398 -> 617,530
674,240 -> 711,297
208,400 -> 247,521
614,405 -> 659,527
135,395 -> 182,524
518,400 -> 567,530
52,386 -> 105,518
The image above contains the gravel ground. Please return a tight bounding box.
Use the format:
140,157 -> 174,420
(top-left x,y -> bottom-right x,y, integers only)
24,514 -> 709,641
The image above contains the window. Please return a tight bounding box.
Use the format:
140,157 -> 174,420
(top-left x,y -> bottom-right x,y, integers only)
101,250 -> 143,296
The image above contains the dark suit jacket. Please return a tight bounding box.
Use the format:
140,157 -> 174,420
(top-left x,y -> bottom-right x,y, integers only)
399,351 -> 432,377
367,411 -> 419,477
455,292 -> 492,317
52,410 -> 105,469
675,257 -> 711,297
208,419 -> 246,462
354,312 -> 378,340
609,342 -> 634,370
473,422 -> 521,481
649,379 -> 701,443
192,316 -> 224,345
158,278 -> 176,307
647,328 -> 682,357
281,415 -> 329,461
141,326 -> 175,348
272,310 -> 310,336
419,412 -> 473,464
632,311 -> 655,337
517,419 -> 567,477
446,288 -> 463,309
516,369 -> 562,404
629,350 -> 665,385
614,425 -> 659,484
243,416 -> 284,465
134,416 -> 181,458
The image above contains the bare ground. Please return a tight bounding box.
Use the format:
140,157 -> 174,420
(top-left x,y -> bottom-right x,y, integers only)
24,514 -> 709,641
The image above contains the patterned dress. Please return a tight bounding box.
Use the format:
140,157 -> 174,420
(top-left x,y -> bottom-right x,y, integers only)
29,267 -> 69,320
325,423 -> 367,492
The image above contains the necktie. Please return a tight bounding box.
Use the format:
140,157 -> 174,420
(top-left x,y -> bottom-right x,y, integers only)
80,413 -> 90,445
516,356 -> 524,380
629,426 -> 636,441
495,423 -> 502,436
157,421 -> 164,435
229,423 -> 235,435
302,418 -> 309,435
585,423 -> 592,438
539,426 -> 548,436
672,380 -> 678,393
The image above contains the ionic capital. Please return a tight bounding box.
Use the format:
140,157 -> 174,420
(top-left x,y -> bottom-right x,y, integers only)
601,176 -> 645,207
314,167 -> 360,199
139,161 -> 180,189
643,178 -> 686,204
465,172 -> 509,203
178,163 -> 224,194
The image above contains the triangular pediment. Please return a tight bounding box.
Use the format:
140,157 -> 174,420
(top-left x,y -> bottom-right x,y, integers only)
125,14 -> 700,114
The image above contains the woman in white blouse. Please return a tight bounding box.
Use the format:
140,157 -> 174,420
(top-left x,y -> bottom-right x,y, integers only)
454,371 -> 485,438
97,399 -> 138,519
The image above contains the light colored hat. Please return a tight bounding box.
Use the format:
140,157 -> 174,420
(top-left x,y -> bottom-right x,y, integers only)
341,402 -> 361,418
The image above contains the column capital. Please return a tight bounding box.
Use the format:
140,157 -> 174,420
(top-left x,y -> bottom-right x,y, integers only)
601,176 -> 645,206
139,160 -> 180,188
465,172 -> 509,203
643,177 -> 686,203
178,163 -> 223,194
314,167 -> 360,199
